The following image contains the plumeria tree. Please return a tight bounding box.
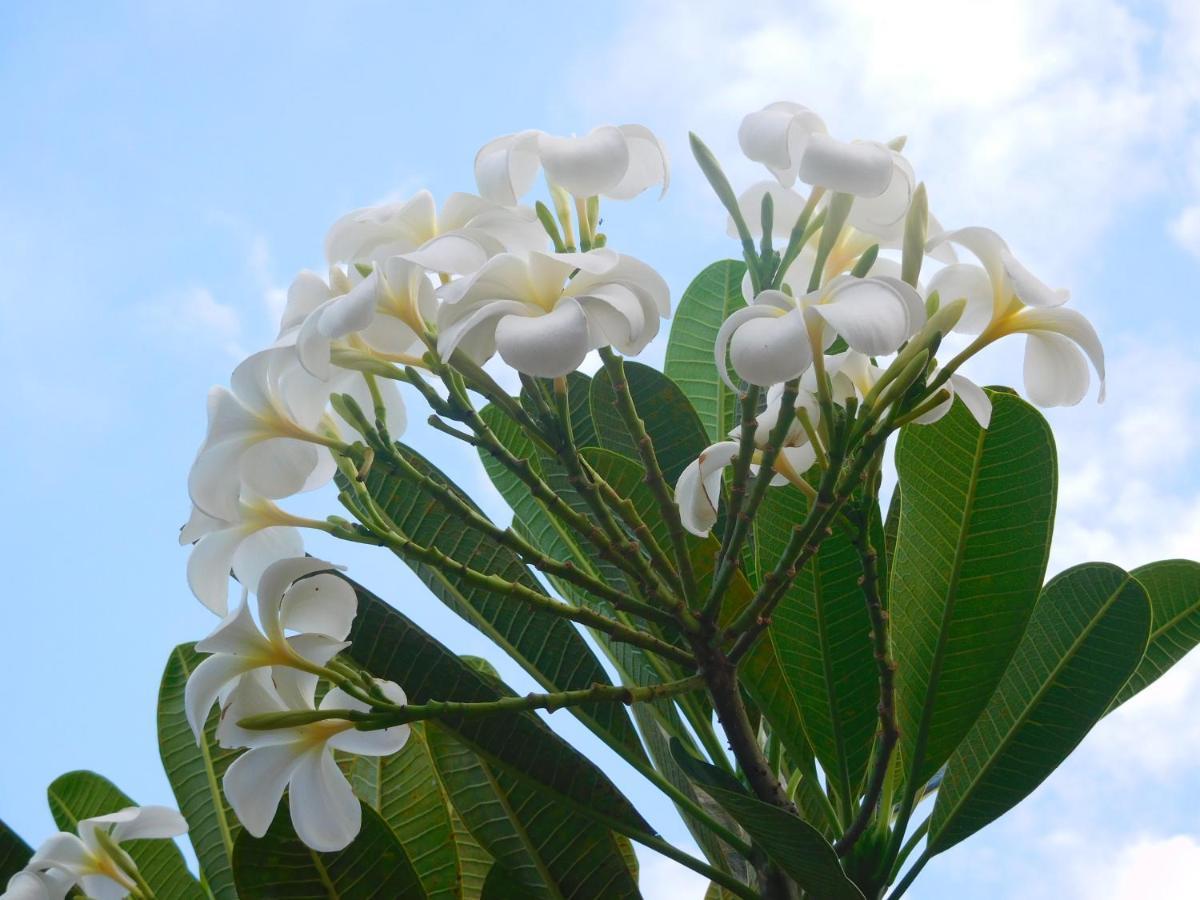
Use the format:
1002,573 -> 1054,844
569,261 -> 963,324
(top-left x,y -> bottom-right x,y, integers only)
5,102 -> 1199,900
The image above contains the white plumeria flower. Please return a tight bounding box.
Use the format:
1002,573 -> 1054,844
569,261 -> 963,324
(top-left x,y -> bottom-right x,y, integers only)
475,125 -> 669,204
2,868 -> 72,900
216,667 -> 409,852
26,806 -> 187,900
716,276 -> 925,388
187,347 -> 341,522
911,371 -> 993,429
927,226 -> 1105,406
324,190 -> 546,275
184,557 -> 357,741
738,101 -> 892,196
676,385 -> 821,536
180,499 -> 327,616
436,248 -> 670,378
293,258 -> 436,380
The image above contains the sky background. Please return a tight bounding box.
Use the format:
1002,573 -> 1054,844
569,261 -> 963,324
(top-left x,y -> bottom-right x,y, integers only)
3,1 -> 1200,896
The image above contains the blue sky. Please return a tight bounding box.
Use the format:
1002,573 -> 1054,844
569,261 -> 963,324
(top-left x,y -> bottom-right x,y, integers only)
4,1 -> 1200,896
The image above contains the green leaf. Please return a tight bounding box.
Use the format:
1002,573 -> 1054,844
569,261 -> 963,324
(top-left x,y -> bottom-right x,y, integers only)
590,361 -> 711,483
232,801 -> 425,898
158,643 -> 241,900
347,442 -> 644,762
481,865 -> 531,899
47,771 -> 204,900
890,391 -> 1057,788
0,818 -> 33,886
1110,559 -> 1200,709
426,724 -> 640,900
451,807 -> 492,900
928,563 -> 1150,854
756,484 -> 877,809
670,741 -> 865,900
340,723 -> 466,899
342,575 -> 651,833
665,260 -> 748,442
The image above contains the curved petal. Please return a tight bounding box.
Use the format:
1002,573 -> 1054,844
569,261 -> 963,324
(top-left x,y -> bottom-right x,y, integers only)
927,263 -> 993,334
912,388 -> 954,425
224,743 -> 304,838
575,284 -> 650,355
950,374 -> 993,428
239,438 -> 319,502
812,278 -> 912,356
494,301 -> 591,377
715,305 -> 787,390
1023,332 -> 1090,407
187,524 -> 246,615
79,876 -> 128,900
1011,306 -> 1105,401
927,226 -> 1008,286
437,299 -> 532,364
607,124 -> 670,199
4,869 -> 73,900
30,834 -> 91,875
179,505 -> 222,547
279,573 -> 357,640
847,151 -> 915,237
776,444 -> 817,477
324,683 -> 411,756
539,126 -> 630,197
797,135 -> 893,197
195,594 -> 269,656
255,557 -> 341,639
323,192 -> 436,263
107,807 -> 187,843
185,653 -> 258,741
215,668 -> 292,749
475,131 -> 542,206
278,270 -> 332,339
871,275 -> 925,336
288,749 -> 362,852
675,442 -> 739,537
401,232 -> 491,276
738,102 -> 827,187
189,436 -> 249,522
230,526 -> 305,612
573,252 -> 669,316
1000,249 -> 1069,308
730,306 -> 814,387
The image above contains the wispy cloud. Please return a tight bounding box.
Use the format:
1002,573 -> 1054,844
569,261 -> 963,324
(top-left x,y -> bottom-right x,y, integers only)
138,285 -> 244,359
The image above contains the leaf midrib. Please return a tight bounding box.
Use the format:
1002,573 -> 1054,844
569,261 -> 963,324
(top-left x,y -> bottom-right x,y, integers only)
930,574 -> 1134,849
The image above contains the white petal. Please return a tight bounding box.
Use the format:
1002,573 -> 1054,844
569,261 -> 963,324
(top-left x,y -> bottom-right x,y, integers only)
255,557 -> 340,639
279,572 -> 357,640
675,442 -> 739,537
286,633 -> 350,671
189,436 -> 249,522
607,124 -> 670,199
224,744 -> 304,838
238,438 -> 319,503
474,131 -> 542,206
401,233 -> 491,276
847,151 -> 915,237
1013,306 -> 1105,401
195,594 -> 269,656
777,444 -> 817,476
185,652 -> 255,739
179,505 -> 222,547
1023,332 -> 1090,407
730,181 -> 811,240
288,750 -> 362,852
79,876 -> 127,900
216,668 -> 291,749
871,275 -> 926,338
797,135 -> 893,197
812,278 -> 912,356
494,301 -> 591,377
574,285 -> 650,355
278,270 -> 332,338
30,833 -> 91,875
912,389 -> 954,425
324,683 -> 411,756
538,126 -> 629,198
4,870 -> 73,900
927,226 -> 1008,285
230,527 -> 305,610
950,374 -> 993,428
324,192 -> 435,263
187,524 -> 245,615
926,263 -> 994,334
108,806 -> 187,843
436,298 -> 532,364
738,102 -> 827,187
1001,249 -> 1069,307
729,306 -> 813,387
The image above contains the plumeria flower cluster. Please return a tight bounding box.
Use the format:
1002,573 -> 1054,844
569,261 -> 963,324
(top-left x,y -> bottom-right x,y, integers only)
6,806 -> 187,900
677,101 -> 1104,535
178,122 -> 673,853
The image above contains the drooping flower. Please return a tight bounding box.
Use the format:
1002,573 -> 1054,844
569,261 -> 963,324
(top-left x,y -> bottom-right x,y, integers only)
475,125 -> 669,204
184,557 -> 357,740
324,190 -> 546,274
217,667 -> 409,852
927,226 -> 1105,406
716,276 -> 924,388
436,249 -> 670,377
738,101 -> 892,196
911,370 -> 993,429
24,807 -> 187,900
676,385 -> 821,536
187,347 -> 340,522
291,258 -> 436,381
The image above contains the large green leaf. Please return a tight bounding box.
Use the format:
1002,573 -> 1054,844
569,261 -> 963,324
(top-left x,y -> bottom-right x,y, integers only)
340,723 -> 469,899
158,643 -> 241,900
590,361 -> 711,483
451,807 -> 492,900
928,563 -> 1150,854
756,484 -> 876,808
671,741 -> 865,900
426,725 -> 641,900
664,260 -> 748,442
47,771 -> 204,900
890,391 -> 1057,788
0,818 -> 32,886
347,442 -> 644,762
232,801 -> 424,898
343,576 -> 650,833
1110,559 -> 1200,709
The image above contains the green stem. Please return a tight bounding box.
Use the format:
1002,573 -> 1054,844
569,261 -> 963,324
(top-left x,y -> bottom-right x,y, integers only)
887,849 -> 932,900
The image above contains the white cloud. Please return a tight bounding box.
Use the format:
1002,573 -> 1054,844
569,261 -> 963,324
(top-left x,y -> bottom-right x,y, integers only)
139,286 -> 244,359
636,846 -> 710,899
1075,834 -> 1200,899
